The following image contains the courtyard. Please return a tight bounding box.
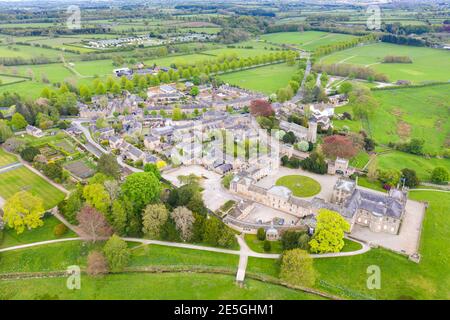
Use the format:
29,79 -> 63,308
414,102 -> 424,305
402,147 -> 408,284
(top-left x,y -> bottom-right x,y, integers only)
162,165 -> 240,211
275,175 -> 321,197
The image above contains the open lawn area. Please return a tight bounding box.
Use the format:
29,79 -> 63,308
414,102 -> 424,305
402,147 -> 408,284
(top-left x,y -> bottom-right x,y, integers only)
334,84 -> 450,156
260,31 -> 358,51
219,63 -> 298,95
249,191 -> 450,300
244,234 -> 283,254
0,216 -> 76,249
0,148 -> 17,167
275,175 -> 321,197
0,166 -> 66,209
319,43 -> 450,83
0,273 -> 323,300
376,151 -> 450,181
0,44 -> 77,59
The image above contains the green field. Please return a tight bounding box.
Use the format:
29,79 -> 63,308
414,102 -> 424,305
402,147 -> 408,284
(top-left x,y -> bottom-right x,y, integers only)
0,166 -> 66,209
275,175 -> 321,197
219,63 -> 298,94
0,273 -> 322,300
335,84 -> 450,156
0,148 -> 17,167
319,43 -> 450,83
0,44 -> 76,59
376,151 -> 450,181
260,31 -> 358,51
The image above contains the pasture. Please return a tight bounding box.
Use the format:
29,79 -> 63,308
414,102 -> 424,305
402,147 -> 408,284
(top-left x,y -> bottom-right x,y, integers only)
319,42 -> 450,83
260,31 -> 358,51
219,63 -> 298,94
335,84 -> 450,155
0,44 -> 76,59
0,166 -> 66,209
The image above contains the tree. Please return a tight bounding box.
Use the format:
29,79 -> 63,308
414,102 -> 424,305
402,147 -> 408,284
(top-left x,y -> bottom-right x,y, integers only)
282,131 -> 297,144
378,169 -> 401,188
367,157 -> 379,182
110,199 -> 127,235
58,187 -> 83,224
322,135 -> 358,159
10,113 -> 28,130
171,207 -> 195,242
97,153 -> 120,179
430,167 -> 449,184
20,146 -> 40,162
364,137 -> 375,152
338,81 -> 353,95
142,203 -> 169,239
221,173 -> 233,189
401,168 -> 420,188
296,140 -> 309,152
257,227 -> 266,241
190,86 -> 199,97
249,99 -> 274,117
281,230 -> 301,250
0,119 -> 13,143
83,183 -> 111,214
76,205 -> 113,242
121,172 -> 161,213
42,162 -> 64,182
263,240 -> 271,252
103,234 -> 130,272
172,107 -> 182,121
3,191 -> 45,234
86,251 -> 109,276
143,163 -> 161,180
279,249 -> 316,287
309,209 -> 350,254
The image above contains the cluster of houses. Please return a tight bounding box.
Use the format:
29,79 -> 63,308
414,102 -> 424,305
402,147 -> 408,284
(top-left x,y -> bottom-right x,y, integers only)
229,174 -> 408,235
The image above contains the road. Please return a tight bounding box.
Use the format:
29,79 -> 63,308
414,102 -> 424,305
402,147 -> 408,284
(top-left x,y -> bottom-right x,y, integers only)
290,55 -> 311,104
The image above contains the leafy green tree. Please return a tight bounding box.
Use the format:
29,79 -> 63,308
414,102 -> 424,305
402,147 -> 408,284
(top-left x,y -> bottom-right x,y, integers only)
309,209 -> 350,254
143,163 -> 161,180
97,153 -> 121,179
3,191 -> 45,234
103,235 -> 130,272
257,227 -> 266,241
279,249 -> 316,287
20,146 -> 40,162
0,119 -> 13,143
10,113 -> 28,130
401,168 -> 420,188
142,203 -> 169,239
83,183 -> 111,214
58,186 -> 83,224
121,172 -> 161,214
172,107 -> 182,121
431,167 -> 449,184
263,240 -> 271,252
378,169 -> 401,188
190,86 -> 199,97
110,200 -> 127,235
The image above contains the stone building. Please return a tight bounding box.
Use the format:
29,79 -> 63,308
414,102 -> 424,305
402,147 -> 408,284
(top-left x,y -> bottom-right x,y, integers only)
279,119 -> 317,143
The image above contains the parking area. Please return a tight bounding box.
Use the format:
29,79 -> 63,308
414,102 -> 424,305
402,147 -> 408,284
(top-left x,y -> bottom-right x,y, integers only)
242,203 -> 299,226
163,165 -> 240,211
350,199 -> 426,255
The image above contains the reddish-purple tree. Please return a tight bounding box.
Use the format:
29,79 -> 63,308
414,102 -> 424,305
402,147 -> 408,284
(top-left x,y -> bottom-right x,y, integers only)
76,205 -> 113,242
322,135 -> 358,159
249,99 -> 274,117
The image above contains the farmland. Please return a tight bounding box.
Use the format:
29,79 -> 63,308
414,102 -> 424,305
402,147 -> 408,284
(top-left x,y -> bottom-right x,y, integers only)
319,43 -> 450,83
260,31 -> 358,51
219,63 -> 298,94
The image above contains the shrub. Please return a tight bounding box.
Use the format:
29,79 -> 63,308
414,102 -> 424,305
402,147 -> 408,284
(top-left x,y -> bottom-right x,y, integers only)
263,240 -> 271,252
256,228 -> 266,241
430,167 -> 449,184
53,223 -> 68,237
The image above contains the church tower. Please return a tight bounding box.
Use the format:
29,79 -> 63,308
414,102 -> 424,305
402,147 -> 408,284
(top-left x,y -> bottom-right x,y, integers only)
307,119 -> 317,143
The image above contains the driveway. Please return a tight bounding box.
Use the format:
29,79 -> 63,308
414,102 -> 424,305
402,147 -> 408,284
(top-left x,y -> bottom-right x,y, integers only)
255,166 -> 339,202
163,165 -> 240,211
350,199 -> 426,255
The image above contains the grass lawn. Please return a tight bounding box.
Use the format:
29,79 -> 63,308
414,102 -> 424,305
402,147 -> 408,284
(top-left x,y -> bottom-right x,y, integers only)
219,63 -> 299,95
244,234 -> 283,254
0,216 -> 76,249
251,191 -> 450,300
0,166 -> 66,209
0,148 -> 17,167
341,238 -> 363,252
335,84 -> 450,156
376,151 -> 450,181
319,42 -> 450,83
275,175 -> 321,197
357,176 -> 387,193
0,273 -> 323,300
130,244 -> 239,271
260,31 -> 358,51
349,151 -> 370,170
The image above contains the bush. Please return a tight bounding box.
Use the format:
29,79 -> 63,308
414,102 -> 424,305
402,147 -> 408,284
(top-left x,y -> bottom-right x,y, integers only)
20,146 -> 40,162
256,228 -> 266,241
53,223 -> 68,237
430,167 -> 449,184
263,240 -> 271,252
